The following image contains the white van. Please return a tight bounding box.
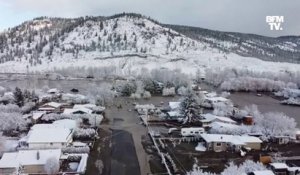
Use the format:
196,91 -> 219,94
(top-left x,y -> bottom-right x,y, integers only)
181,127 -> 205,137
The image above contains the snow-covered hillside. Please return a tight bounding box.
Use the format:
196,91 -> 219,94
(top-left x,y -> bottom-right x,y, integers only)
0,13 -> 299,75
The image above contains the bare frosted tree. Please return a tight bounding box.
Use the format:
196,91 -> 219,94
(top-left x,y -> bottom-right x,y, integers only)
44,157 -> 60,175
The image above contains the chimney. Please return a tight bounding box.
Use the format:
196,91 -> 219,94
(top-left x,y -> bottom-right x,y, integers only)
36,151 -> 40,160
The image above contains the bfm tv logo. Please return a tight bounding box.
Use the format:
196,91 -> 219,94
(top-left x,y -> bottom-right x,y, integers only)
266,16 -> 284,30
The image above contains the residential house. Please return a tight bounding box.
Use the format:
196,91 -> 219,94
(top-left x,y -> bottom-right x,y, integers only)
38,102 -> 63,113
200,134 -> 262,152
200,113 -> 237,127
0,149 -> 61,175
24,124 -> 73,149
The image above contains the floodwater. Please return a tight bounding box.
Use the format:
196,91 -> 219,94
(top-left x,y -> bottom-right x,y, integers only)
229,92 -> 300,127
0,78 -> 109,95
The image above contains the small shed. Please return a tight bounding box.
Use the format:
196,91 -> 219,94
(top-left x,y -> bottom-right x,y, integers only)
32,111 -> 46,123
248,170 -> 275,175
296,130 -> 300,140
243,116 -> 254,125
269,163 -> 289,175
273,136 -> 291,145
63,108 -> 93,115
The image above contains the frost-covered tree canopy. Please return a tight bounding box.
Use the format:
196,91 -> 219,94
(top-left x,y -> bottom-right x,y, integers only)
205,68 -> 300,91
238,105 -> 297,140
187,160 -> 265,175
0,134 -> 6,155
221,160 -> 266,175
0,104 -> 27,132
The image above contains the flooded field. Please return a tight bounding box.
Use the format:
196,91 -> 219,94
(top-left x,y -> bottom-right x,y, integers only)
229,92 -> 300,127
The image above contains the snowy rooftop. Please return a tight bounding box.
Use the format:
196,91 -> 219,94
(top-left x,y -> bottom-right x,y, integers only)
32,111 -> 46,120
205,92 -> 217,98
168,102 -> 181,110
201,113 -> 236,124
63,108 -> 93,114
41,102 -> 63,108
206,96 -> 228,102
251,170 -> 275,175
53,119 -> 78,130
27,126 -> 72,143
288,167 -> 300,172
210,121 -> 240,130
0,149 -> 61,168
73,104 -> 95,109
73,104 -> 105,112
270,163 -> 289,169
200,134 -> 262,145
167,111 -> 182,117
47,88 -> 60,94
135,104 -> 155,110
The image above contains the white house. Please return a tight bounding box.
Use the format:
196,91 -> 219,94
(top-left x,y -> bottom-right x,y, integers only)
25,125 -> 73,149
200,134 -> 262,152
0,149 -> 61,175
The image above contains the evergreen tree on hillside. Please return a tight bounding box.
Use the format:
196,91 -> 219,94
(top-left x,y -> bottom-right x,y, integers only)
100,21 -> 104,31
14,87 -> 24,107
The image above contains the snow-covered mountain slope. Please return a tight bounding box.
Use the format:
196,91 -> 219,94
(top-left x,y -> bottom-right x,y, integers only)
0,13 -> 300,75
166,24 -> 300,63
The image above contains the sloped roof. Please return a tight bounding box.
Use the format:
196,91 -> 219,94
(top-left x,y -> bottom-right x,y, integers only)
41,102 -> 62,108
63,108 -> 92,114
201,113 -> 236,124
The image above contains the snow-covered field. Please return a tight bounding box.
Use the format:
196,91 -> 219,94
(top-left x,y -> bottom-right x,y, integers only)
0,51 -> 299,76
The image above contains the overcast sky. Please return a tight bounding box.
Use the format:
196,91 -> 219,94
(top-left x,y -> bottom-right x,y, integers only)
0,0 -> 299,37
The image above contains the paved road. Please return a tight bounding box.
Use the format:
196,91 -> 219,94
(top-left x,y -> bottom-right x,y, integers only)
110,129 -> 140,175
